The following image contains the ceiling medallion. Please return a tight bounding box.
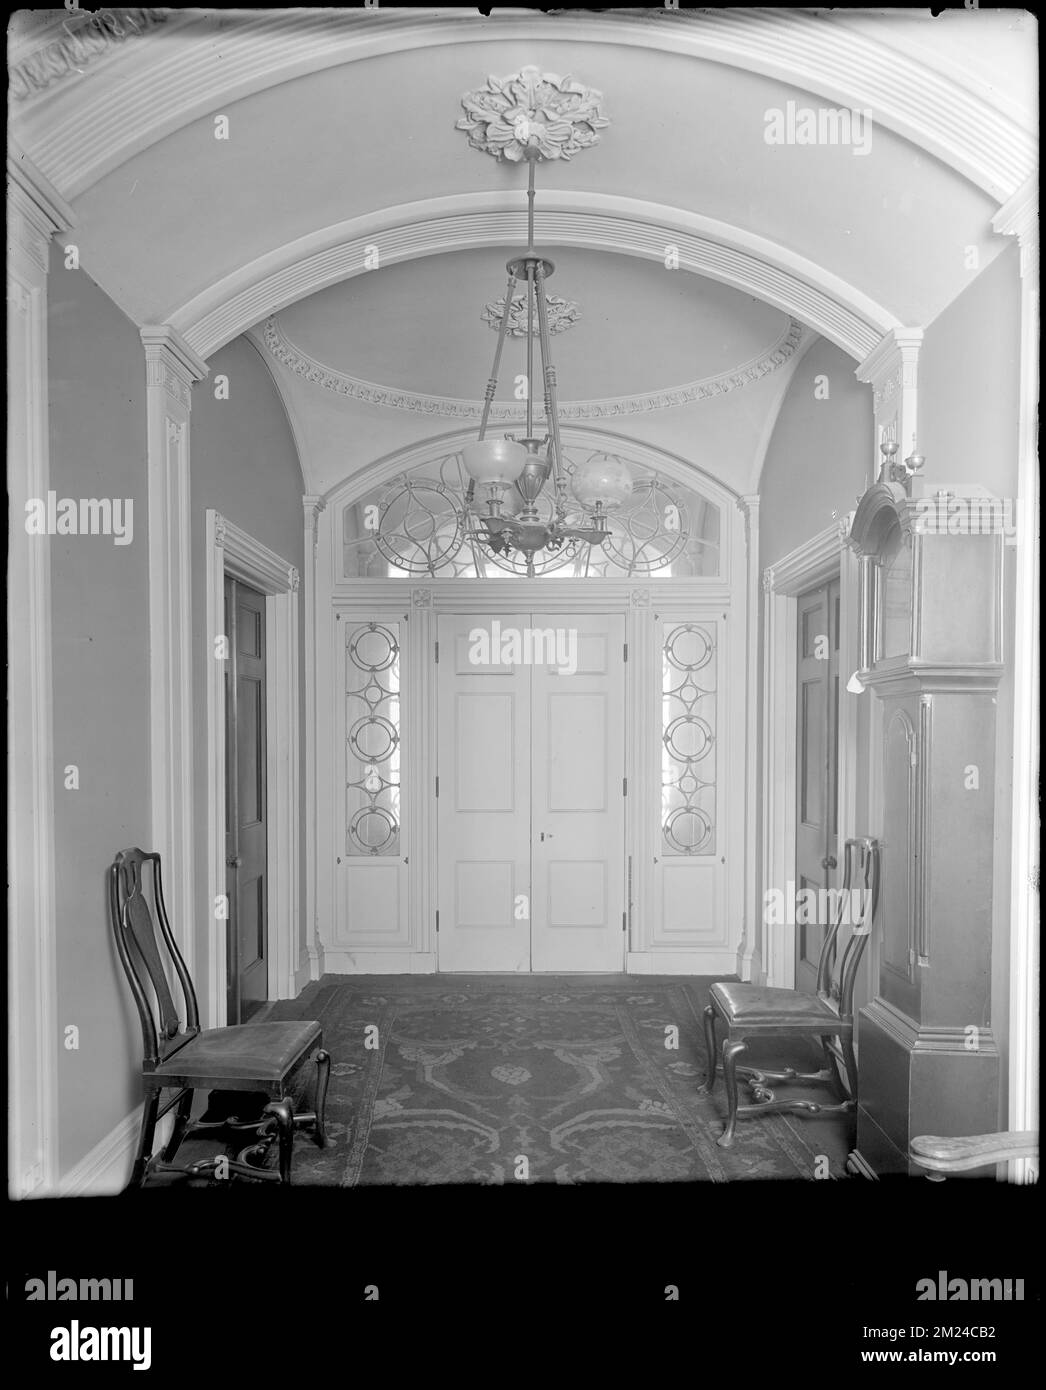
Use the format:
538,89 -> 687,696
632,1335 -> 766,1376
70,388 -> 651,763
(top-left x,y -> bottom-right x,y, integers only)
482,292 -> 580,337
457,66 -> 610,162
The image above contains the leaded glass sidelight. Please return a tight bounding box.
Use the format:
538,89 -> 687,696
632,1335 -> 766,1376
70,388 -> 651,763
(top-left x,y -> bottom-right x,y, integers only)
345,621 -> 401,856
661,622 -> 717,856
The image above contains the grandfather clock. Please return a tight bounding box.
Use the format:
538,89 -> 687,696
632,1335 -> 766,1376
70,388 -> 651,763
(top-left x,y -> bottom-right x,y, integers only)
847,443 -> 1003,1175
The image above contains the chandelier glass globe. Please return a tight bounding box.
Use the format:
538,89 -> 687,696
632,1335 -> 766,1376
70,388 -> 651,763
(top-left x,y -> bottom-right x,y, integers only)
460,437 -> 528,487
570,453 -> 634,513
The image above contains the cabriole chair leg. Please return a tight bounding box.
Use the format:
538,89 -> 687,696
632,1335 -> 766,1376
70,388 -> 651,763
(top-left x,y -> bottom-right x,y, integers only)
264,1098 -> 296,1185
701,1004 -> 719,1094
718,1039 -> 749,1149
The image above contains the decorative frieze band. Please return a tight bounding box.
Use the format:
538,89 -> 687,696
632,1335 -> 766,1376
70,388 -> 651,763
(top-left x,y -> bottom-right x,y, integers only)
10,9 -> 169,102
263,314 -> 805,419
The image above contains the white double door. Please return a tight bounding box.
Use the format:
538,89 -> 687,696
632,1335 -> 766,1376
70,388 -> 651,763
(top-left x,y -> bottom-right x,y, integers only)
437,612 -> 626,972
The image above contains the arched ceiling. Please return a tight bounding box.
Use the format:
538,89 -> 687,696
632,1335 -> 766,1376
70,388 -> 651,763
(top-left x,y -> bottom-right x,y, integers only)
10,7 -> 1035,497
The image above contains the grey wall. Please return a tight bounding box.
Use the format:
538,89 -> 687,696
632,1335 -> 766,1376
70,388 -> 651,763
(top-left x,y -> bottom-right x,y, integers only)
919,242 -> 1020,497
48,245 -> 150,1177
190,337 -> 307,1003
759,338 -> 874,569
754,338 -> 874,975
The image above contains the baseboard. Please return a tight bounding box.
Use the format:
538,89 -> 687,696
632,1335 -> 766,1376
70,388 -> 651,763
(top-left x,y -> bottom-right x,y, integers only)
294,951 -> 313,994
58,1109 -> 174,1198
739,948 -> 763,983
320,948 -> 437,974
626,950 -> 738,975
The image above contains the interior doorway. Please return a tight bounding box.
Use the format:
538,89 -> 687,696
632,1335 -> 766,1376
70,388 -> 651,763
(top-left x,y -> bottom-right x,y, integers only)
436,612 -> 626,972
794,578 -> 840,992
224,575 -> 269,1022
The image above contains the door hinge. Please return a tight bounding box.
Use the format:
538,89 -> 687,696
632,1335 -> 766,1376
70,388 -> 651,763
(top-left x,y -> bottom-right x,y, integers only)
622,776 -> 628,797
622,910 -> 627,933
435,775 -> 440,799
623,642 -> 628,663
436,910 -> 440,933
434,641 -> 439,664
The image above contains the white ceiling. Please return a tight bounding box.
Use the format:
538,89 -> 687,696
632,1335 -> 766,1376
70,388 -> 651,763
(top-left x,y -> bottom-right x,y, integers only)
276,248 -> 792,401
11,8 -> 1035,498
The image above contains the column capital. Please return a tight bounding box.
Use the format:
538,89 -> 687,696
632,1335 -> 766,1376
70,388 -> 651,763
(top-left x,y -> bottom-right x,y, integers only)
992,176 -> 1039,286
7,142 -> 75,274
141,325 -> 209,410
303,494 -> 327,547
854,327 -> 924,398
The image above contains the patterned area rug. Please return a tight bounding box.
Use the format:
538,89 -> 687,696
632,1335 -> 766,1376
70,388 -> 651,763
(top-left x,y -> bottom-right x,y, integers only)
245,975 -> 852,1185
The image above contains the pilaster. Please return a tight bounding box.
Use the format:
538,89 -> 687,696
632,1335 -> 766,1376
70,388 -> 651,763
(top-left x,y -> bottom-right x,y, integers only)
7,145 -> 74,1195
737,495 -> 761,981
992,175 -> 1039,1183
302,494 -> 327,982
141,325 -> 208,978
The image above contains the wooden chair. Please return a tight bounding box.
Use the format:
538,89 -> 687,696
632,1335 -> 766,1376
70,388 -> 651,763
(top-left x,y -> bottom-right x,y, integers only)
701,836 -> 880,1148
109,847 -> 330,1187
910,1131 -> 1039,1180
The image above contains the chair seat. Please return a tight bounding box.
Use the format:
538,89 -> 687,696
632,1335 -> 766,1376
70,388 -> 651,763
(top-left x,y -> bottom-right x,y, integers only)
149,1020 -> 322,1085
711,981 -> 840,1028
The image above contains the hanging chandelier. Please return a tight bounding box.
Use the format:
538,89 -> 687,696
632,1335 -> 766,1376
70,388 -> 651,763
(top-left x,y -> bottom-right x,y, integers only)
459,140 -> 633,577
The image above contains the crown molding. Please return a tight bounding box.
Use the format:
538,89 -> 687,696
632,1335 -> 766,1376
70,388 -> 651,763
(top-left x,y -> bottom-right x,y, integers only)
262,313 -> 806,420
9,10 -> 1034,203
175,192 -> 891,362
7,143 -> 76,271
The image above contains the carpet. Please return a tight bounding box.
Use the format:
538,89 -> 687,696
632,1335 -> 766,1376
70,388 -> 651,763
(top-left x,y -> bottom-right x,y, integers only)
230,974 -> 853,1185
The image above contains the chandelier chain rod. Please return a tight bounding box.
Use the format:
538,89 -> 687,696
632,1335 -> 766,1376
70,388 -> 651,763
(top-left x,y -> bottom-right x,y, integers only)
478,270 -> 519,442
534,260 -> 565,507
526,263 -> 535,439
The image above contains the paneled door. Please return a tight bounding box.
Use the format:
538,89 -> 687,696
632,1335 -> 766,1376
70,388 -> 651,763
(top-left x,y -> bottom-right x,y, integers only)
530,614 -> 625,971
436,612 -> 625,972
224,576 -> 269,1022
436,613 -> 533,971
795,579 -> 840,993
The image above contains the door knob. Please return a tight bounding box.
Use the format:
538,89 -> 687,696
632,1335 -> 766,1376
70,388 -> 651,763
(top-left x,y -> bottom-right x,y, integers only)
821,854 -> 837,870
227,854 -> 243,868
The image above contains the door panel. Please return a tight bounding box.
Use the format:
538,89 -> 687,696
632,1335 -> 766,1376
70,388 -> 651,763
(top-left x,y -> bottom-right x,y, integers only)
436,611 -> 625,972
225,577 -> 268,1023
794,579 -> 839,993
530,613 -> 625,972
436,614 -> 532,971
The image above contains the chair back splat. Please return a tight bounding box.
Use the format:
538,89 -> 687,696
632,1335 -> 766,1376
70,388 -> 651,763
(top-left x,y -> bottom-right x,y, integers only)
109,848 -> 199,1068
814,836 -> 881,1023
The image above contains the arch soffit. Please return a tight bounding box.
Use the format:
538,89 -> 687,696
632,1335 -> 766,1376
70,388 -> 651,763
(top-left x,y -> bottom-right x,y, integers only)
178,192 -> 898,365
